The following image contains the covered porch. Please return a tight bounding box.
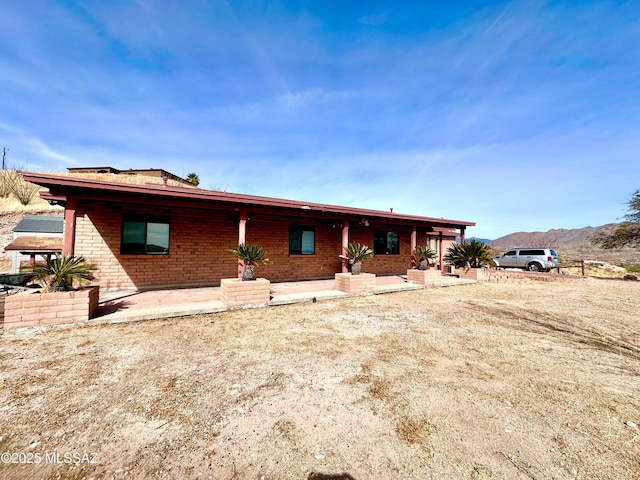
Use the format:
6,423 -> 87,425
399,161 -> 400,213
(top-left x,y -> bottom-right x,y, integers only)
91,274 -> 475,325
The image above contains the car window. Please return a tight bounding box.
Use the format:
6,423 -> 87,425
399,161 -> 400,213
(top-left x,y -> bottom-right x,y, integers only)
505,250 -> 516,256
550,250 -> 557,256
520,249 -> 544,256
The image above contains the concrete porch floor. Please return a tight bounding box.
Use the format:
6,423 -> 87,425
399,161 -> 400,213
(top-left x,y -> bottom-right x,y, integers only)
90,274 -> 475,325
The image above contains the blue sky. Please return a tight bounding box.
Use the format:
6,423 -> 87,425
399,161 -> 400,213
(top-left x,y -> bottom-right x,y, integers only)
1,1 -> 639,239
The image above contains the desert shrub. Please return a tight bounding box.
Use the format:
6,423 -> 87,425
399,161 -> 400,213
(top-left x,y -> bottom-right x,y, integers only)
11,174 -> 40,205
0,170 -> 17,197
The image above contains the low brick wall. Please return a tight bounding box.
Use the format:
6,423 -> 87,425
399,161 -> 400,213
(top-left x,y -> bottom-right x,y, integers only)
407,269 -> 442,287
221,278 -> 271,308
334,272 -> 376,294
3,286 -> 100,330
487,270 -> 588,284
455,267 -> 490,282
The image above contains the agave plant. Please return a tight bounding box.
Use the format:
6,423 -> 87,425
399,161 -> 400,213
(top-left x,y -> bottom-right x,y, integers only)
228,244 -> 271,281
343,242 -> 374,275
412,246 -> 437,270
32,254 -> 97,292
444,239 -> 494,269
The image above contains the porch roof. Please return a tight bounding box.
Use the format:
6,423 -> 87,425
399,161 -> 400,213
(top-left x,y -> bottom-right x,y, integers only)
21,171 -> 475,229
4,236 -> 63,253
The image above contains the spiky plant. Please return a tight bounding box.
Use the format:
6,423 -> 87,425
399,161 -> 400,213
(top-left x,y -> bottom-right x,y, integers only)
186,172 -> 200,186
412,246 -> 437,270
444,239 -> 494,269
344,242 -> 374,275
228,244 -> 271,281
32,254 -> 97,292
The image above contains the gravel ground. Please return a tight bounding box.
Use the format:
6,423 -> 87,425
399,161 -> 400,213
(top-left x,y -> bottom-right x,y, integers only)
1,279 -> 639,479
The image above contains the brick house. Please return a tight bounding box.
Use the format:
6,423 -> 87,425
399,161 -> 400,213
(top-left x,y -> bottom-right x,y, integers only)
21,172 -> 475,291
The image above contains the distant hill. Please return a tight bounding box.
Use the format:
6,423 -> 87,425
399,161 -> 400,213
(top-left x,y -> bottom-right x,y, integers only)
491,224 -> 618,249
468,237 -> 492,244
490,224 -> 639,267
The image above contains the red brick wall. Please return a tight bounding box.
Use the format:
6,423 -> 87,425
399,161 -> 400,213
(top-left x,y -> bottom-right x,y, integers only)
244,214 -> 343,281
349,224 -> 413,275
221,278 -> 270,307
75,200 -> 238,290
3,287 -> 99,330
73,200 -> 449,289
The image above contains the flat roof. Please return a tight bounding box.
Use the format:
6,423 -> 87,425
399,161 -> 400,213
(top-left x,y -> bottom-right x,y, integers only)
4,236 -> 63,252
13,215 -> 64,234
21,172 -> 475,229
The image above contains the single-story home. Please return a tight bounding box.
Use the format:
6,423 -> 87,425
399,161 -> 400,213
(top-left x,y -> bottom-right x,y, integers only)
20,172 -> 475,291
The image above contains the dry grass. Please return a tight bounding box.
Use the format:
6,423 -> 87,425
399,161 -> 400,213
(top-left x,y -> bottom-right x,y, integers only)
0,170 -> 196,215
48,171 -> 197,188
1,279 -> 639,479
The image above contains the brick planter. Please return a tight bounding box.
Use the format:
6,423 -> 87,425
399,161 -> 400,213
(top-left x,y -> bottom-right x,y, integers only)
221,278 -> 271,308
334,272 -> 376,294
3,286 -> 100,330
455,267 -> 490,282
407,269 -> 442,287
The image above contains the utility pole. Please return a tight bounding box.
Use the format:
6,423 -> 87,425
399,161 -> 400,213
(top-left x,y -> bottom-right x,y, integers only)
1,147 -> 7,170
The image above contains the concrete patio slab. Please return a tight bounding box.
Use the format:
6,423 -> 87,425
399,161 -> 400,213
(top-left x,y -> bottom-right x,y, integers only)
89,300 -> 227,325
269,289 -> 349,306
373,282 -> 424,294
88,275 -> 476,326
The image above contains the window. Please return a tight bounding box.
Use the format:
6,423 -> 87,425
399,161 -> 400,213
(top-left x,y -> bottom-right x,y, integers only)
289,226 -> 315,254
519,249 -> 545,256
121,217 -> 170,254
374,231 -> 399,255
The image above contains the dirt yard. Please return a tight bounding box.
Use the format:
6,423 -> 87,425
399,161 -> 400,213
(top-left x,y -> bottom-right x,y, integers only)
1,279 -> 639,479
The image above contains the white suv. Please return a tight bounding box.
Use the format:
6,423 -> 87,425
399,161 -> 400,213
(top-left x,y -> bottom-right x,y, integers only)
493,248 -> 559,272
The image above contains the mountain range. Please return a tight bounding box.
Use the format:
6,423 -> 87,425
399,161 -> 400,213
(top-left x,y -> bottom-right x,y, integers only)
489,223 -> 618,248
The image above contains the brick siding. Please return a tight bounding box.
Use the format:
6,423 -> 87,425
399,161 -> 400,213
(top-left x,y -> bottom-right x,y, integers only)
334,272 -> 376,294
3,286 -> 99,330
72,200 -> 457,290
220,278 -> 270,308
407,269 -> 442,287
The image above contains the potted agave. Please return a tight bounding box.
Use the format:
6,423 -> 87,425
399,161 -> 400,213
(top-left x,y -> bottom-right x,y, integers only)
222,244 -> 272,308
412,246 -> 436,270
228,243 -> 271,281
3,254 -> 100,330
344,242 -> 374,275
407,246 -> 441,287
335,242 -> 376,294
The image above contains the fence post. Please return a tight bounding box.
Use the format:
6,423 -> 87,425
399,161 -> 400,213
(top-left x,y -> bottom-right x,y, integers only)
581,259 -> 585,276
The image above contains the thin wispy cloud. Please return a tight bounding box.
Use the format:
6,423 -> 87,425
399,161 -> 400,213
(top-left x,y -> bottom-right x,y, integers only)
1,1 -> 639,238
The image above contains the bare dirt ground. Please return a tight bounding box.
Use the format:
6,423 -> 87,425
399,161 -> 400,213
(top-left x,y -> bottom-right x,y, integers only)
1,279 -> 639,479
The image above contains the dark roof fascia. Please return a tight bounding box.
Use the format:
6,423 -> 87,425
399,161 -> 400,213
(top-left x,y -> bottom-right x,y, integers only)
21,172 -> 476,229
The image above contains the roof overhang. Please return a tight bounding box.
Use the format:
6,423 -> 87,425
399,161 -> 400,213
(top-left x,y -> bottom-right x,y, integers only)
4,236 -> 63,253
21,172 -> 476,230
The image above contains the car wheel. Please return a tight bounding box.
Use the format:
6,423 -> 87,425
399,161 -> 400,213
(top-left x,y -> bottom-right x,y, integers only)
527,262 -> 542,272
